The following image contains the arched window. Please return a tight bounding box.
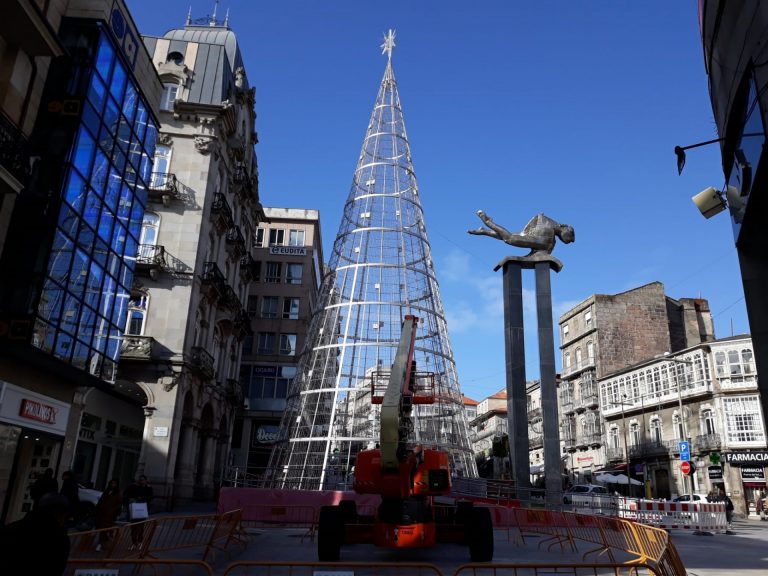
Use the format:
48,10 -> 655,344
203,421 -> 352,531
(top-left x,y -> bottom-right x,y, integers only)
742,349 -> 754,373
715,351 -> 727,376
701,409 -> 716,435
575,348 -> 582,368
609,426 -> 620,449
160,82 -> 178,111
728,350 -> 742,375
139,212 -> 160,260
151,145 -> 172,188
587,340 -> 594,359
630,421 -> 640,446
565,352 -> 571,369
126,294 -> 148,335
673,413 -> 684,440
650,417 -> 662,443
166,51 -> 184,65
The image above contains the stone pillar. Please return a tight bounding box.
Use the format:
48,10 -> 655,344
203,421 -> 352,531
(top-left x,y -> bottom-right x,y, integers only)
199,431 -> 218,498
535,262 -> 563,507
499,260 -> 530,489
60,386 -> 94,472
175,418 -> 199,501
137,405 -> 156,477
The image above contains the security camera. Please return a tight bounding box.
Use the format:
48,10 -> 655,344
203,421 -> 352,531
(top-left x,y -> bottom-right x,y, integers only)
692,186 -> 727,219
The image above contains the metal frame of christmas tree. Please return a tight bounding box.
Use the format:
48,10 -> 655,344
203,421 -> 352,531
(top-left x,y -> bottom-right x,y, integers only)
266,30 -> 477,489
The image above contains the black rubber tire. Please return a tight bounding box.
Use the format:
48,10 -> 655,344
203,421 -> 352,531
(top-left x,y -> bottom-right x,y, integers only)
338,499 -> 357,524
468,506 -> 494,562
318,506 -> 342,561
455,500 -> 474,525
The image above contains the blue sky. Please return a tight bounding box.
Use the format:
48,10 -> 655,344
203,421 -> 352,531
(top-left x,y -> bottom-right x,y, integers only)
130,1 -> 747,401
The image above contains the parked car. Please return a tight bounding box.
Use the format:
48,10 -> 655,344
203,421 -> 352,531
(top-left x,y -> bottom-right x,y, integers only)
672,493 -> 710,503
563,484 -> 609,505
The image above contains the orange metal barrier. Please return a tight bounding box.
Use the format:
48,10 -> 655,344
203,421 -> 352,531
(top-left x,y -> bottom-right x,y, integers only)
65,558 -> 213,576
222,561 -> 445,576
69,509 -> 243,563
453,562 -> 665,575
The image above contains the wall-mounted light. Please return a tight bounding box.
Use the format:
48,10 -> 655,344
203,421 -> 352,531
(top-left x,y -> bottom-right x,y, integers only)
674,137 -> 726,175
692,187 -> 727,219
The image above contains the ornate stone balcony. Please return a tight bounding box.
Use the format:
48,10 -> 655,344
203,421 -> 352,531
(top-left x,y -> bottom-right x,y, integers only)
694,433 -> 722,452
136,244 -> 166,280
147,172 -> 180,205
211,192 -> 234,232
189,346 -> 215,379
225,225 -> 246,260
119,335 -> 155,361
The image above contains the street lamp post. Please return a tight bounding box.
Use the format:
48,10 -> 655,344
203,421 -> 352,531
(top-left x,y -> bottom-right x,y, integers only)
664,354 -> 694,498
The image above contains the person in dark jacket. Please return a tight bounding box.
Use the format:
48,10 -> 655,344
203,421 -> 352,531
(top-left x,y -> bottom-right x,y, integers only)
59,470 -> 80,526
30,468 -> 58,509
95,478 -> 122,551
0,492 -> 70,575
124,475 -> 153,546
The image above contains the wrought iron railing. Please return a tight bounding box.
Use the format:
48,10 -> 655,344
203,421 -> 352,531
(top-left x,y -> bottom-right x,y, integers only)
694,433 -> 722,452
605,447 -> 625,462
189,346 -> 215,379
211,192 -> 233,228
0,111 -> 31,186
136,244 -> 166,266
148,172 -> 177,192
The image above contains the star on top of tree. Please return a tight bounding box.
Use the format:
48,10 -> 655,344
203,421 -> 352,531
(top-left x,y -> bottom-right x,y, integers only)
381,29 -> 396,60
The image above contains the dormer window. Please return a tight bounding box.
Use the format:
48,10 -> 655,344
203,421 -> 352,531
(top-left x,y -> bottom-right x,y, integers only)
166,51 -> 184,65
160,83 -> 178,111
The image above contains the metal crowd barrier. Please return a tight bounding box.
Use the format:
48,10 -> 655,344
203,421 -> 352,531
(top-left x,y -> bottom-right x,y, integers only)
223,561 -> 445,576
65,558 -> 213,576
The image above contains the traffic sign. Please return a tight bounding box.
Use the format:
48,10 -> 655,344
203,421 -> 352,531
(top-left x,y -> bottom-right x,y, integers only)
681,461 -> 693,475
679,440 -> 690,462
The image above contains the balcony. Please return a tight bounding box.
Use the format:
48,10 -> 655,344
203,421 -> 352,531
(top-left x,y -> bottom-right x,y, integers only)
225,377 -> 243,404
576,389 -> 599,412
189,346 -> 215,379
210,193 -> 234,232
119,335 -> 156,361
147,172 -> 180,205
231,165 -> 257,201
136,244 -> 166,279
225,226 -> 246,260
580,432 -> 602,448
201,261 -> 226,298
606,447 -> 625,463
232,308 -> 253,340
527,403 -> 542,421
239,253 -> 259,282
529,434 -> 543,450
561,399 -> 575,415
694,433 -> 722,453
563,434 -> 577,452
561,357 -> 595,377
0,111 -> 32,190
220,284 -> 241,311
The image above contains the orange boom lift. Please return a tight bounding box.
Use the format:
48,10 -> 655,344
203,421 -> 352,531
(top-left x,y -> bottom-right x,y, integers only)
317,315 -> 493,561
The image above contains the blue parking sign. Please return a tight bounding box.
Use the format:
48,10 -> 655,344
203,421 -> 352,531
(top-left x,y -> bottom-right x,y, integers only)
679,440 -> 690,462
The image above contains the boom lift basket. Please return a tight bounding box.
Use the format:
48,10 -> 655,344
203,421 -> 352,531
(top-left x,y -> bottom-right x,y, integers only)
369,369 -> 435,405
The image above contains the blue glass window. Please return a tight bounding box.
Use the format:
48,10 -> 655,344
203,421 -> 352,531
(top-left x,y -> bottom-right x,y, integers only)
104,96 -> 119,136
110,59 -> 127,101
117,184 -> 132,220
91,148 -> 109,196
82,100 -> 101,139
63,171 -> 87,212
106,329 -> 121,360
128,202 -> 143,240
112,222 -> 127,256
116,115 -> 131,154
82,188 -> 101,229
144,121 -> 157,158
95,34 -> 115,83
38,279 -> 64,324
104,167 -> 121,213
100,275 -> 116,318
124,236 -> 137,267
61,294 -> 81,333
134,101 -> 148,143
54,332 -> 74,362
98,124 -> 114,158
69,248 -> 90,299
72,128 -> 95,178
87,74 -> 107,115
93,236 -> 109,268
139,152 -> 152,186
57,203 -> 79,240
112,147 -> 126,175
123,82 -> 138,123
72,342 -> 89,370
49,231 -> 74,284
77,306 -> 97,346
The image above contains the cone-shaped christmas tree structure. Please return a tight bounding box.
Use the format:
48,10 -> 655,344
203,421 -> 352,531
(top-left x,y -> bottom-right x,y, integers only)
267,31 -> 477,489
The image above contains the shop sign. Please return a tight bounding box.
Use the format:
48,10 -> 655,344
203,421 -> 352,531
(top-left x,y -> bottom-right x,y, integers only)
269,246 -> 307,257
576,456 -> 593,464
708,465 -> 723,480
723,452 -> 768,465
252,425 -> 279,446
19,398 -> 57,424
740,466 -> 766,481
152,427 -> 169,437
253,366 -> 278,377
0,381 -> 70,435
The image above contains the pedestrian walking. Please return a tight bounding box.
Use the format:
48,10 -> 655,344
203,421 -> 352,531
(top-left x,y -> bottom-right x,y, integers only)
95,478 -> 122,551
124,475 -> 153,547
60,470 -> 80,527
30,468 -> 58,509
718,488 -> 734,530
0,492 -> 70,576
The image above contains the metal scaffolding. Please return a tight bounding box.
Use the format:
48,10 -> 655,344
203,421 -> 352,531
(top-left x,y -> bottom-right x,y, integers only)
266,31 -> 477,489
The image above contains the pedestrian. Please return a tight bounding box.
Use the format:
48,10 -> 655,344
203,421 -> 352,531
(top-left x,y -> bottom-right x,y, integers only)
59,470 -> 80,527
719,488 -> 734,529
755,490 -> 765,520
0,492 -> 70,576
95,478 -> 122,551
124,474 -> 153,547
30,468 -> 58,509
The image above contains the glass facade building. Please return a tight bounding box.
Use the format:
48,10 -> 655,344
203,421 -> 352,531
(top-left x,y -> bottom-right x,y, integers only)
32,24 -> 157,382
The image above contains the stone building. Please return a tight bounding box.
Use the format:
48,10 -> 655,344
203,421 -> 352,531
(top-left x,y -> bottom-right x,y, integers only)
558,282 -> 715,484
0,0 -> 162,522
102,13 -> 264,508
230,207 -> 323,477
600,335 -> 766,516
